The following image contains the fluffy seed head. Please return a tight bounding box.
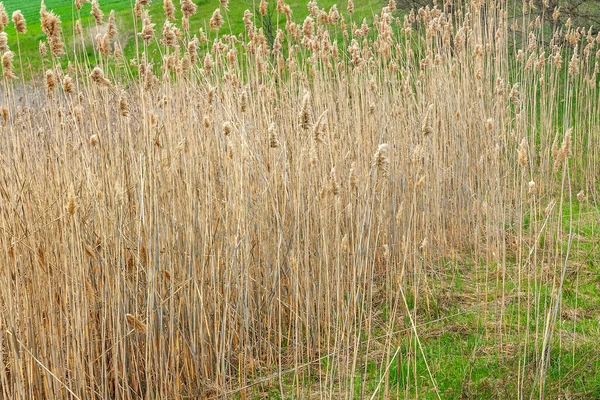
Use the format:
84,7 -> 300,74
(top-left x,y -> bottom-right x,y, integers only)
41,3 -> 65,56
1,51 -> 15,79
209,8 -> 224,31
330,168 -> 340,196
134,0 -> 151,18
268,122 -> 280,148
126,314 -> 147,333
12,11 -> 26,34
90,66 -> 111,86
528,180 -> 536,194
240,90 -> 248,112
203,53 -> 214,74
222,121 -> 232,135
106,10 -> 117,40
139,11 -> 155,44
119,94 -> 130,116
91,0 -> 104,26
259,0 -> 268,16
39,40 -> 48,57
63,75 -> 74,93
161,20 -> 179,47
45,69 -> 56,92
0,32 -> 7,52
181,0 -> 198,18
164,0 -> 176,21
312,110 -> 327,143
299,91 -> 311,129
66,191 -> 77,215
373,143 -> 390,176
0,3 -> 8,32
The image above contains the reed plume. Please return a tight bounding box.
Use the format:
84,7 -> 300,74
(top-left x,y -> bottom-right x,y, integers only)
12,11 -> 26,34
1,50 -> 15,79
90,66 -> 111,86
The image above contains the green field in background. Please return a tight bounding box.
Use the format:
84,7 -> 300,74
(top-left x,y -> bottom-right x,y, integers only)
1,0 -> 380,78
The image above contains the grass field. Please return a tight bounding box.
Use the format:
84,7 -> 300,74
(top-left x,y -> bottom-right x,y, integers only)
1,0 -> 378,78
0,0 -> 599,399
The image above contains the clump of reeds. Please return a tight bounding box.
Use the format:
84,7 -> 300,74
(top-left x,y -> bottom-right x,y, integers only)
0,1 -> 597,400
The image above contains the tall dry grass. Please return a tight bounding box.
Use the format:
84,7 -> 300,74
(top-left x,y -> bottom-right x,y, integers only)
0,0 -> 598,398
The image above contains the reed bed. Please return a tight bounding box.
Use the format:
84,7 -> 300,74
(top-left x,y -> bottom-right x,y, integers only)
0,0 -> 598,398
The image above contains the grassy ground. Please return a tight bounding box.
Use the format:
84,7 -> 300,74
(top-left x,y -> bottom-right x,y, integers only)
2,0 -> 378,78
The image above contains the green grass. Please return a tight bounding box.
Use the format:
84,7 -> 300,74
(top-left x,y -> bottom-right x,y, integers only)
1,0 -> 379,79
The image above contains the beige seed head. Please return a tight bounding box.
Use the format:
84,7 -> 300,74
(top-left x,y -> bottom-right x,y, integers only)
90,66 -> 112,86
203,53 -> 214,74
90,134 -> 99,146
106,10 -> 117,40
125,314 -> 147,333
528,180 -> 536,194
164,0 -> 176,21
313,111 -> 328,143
1,104 -> 8,122
161,20 -> 179,47
139,11 -> 155,44
119,94 -> 130,117
91,0 -> 104,25
187,36 -> 199,63
299,91 -> 311,130
63,75 -> 74,93
268,122 -> 279,148
2,51 -> 15,79
222,121 -> 232,135
134,0 -> 151,18
259,0 -> 268,16
330,168 -> 340,196
181,0 -> 198,18
240,90 -> 248,112
0,32 -> 7,52
210,8 -> 224,31
340,234 -> 348,252
66,192 -> 77,215
0,3 -> 7,32
41,6 -> 65,56
12,11 -> 26,34
373,143 -> 390,176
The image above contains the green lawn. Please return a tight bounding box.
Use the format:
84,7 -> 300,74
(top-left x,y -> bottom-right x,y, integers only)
1,0 -> 379,78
